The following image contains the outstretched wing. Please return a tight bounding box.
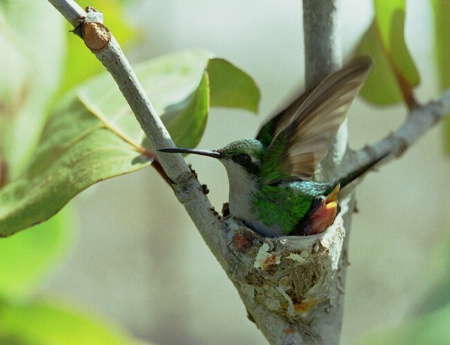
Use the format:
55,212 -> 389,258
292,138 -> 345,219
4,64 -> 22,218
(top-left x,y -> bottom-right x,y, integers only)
255,89 -> 312,147
260,56 -> 373,184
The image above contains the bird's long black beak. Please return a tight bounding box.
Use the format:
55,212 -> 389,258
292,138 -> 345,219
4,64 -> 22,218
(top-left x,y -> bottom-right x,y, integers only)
159,148 -> 223,159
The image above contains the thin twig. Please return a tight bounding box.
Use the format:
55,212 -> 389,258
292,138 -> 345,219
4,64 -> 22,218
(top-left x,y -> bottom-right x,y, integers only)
48,0 -> 84,27
349,89 -> 450,173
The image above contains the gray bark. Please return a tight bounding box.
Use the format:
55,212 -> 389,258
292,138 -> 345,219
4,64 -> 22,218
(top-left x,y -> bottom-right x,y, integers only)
48,1 -> 450,344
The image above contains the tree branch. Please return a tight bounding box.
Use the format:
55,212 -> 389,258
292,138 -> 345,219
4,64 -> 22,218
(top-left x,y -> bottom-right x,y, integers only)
47,0 -> 230,277
303,0 -> 341,89
348,89 -> 450,174
47,1 -> 450,344
302,1 -> 349,343
48,1 -> 351,343
48,0 -> 84,27
303,0 -> 347,177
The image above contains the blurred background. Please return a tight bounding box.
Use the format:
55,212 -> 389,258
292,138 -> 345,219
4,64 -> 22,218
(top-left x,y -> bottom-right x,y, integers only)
4,0 -> 449,344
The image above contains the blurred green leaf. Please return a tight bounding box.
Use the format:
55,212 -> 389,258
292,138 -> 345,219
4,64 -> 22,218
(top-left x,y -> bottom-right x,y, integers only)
0,1 -> 65,178
0,90 -> 152,237
0,49 -> 260,236
356,0 -> 419,105
0,207 -> 73,300
431,0 -> 450,153
356,21 -> 404,104
373,0 -> 419,87
0,300 -> 135,345
354,304 -> 450,345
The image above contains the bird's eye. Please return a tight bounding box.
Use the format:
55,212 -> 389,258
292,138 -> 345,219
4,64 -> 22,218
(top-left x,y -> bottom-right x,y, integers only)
235,153 -> 252,166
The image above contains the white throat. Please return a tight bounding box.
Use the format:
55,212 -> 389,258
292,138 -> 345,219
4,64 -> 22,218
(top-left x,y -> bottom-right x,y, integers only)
220,160 -> 258,222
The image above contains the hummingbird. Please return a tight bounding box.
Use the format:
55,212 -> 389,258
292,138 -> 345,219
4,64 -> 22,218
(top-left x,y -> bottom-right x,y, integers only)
160,56 -> 380,237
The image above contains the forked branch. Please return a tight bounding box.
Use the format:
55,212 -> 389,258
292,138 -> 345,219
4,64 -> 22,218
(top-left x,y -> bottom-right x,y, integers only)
48,1 -> 450,344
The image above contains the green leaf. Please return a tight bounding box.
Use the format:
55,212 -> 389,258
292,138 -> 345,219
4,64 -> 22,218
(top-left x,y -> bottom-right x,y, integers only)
0,91 -> 152,237
373,0 -> 419,86
356,21 -> 404,104
355,0 -> 420,105
431,0 -> 450,153
0,207 -> 73,300
161,72 -> 210,149
78,51 -> 259,125
77,49 -> 216,152
0,49 -> 260,236
207,58 -> 260,112
354,305 -> 450,345
0,1 -> 65,177
0,300 -> 135,345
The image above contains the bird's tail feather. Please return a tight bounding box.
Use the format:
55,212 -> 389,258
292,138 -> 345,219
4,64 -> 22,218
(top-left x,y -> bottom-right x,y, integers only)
336,153 -> 388,190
